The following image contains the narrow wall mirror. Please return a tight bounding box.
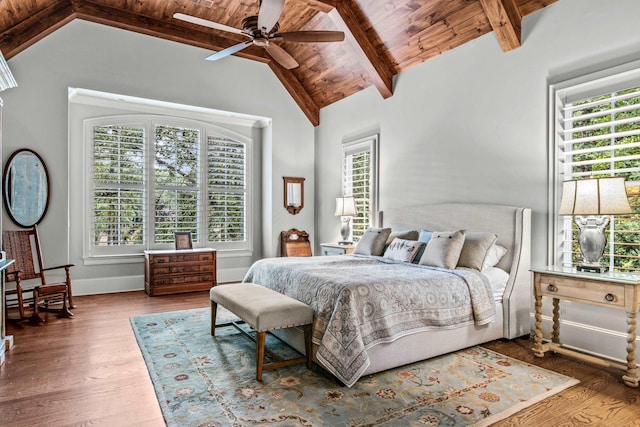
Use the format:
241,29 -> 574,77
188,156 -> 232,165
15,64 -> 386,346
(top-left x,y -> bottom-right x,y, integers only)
3,148 -> 50,228
283,176 -> 305,215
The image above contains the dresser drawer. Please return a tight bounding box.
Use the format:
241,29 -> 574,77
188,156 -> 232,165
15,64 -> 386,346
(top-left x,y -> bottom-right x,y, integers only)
538,275 -> 625,307
145,249 -> 217,296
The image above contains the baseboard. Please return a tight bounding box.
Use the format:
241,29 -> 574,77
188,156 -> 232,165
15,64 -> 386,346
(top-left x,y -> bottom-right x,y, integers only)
56,267 -> 250,296
533,313 -> 640,366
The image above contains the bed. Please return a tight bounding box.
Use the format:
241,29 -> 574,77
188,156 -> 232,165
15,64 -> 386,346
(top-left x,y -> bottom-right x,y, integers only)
243,203 -> 531,386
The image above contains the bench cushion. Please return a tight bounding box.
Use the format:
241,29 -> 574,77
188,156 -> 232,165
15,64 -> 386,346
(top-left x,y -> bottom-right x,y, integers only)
210,283 -> 312,332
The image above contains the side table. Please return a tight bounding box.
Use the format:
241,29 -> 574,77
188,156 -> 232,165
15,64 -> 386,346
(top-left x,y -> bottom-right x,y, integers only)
320,243 -> 355,256
532,266 -> 640,387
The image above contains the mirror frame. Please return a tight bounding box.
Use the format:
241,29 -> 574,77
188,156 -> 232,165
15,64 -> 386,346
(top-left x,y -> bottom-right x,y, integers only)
283,176 -> 305,215
3,148 -> 50,228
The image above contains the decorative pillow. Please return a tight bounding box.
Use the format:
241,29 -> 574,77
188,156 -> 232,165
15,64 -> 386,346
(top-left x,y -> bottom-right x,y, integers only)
354,227 -> 392,256
457,232 -> 498,270
385,229 -> 419,245
482,244 -> 508,271
412,230 -> 433,263
383,238 -> 425,263
418,230 -> 466,269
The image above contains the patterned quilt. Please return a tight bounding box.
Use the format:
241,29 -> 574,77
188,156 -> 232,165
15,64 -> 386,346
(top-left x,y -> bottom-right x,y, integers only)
243,255 -> 496,387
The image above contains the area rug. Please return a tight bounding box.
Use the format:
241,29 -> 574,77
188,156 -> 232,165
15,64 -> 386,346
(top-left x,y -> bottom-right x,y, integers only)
131,308 -> 578,427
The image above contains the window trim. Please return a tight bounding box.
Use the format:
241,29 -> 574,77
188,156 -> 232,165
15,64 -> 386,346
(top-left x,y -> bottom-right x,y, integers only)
341,134 -> 379,241
548,59 -> 640,267
83,114 -> 253,260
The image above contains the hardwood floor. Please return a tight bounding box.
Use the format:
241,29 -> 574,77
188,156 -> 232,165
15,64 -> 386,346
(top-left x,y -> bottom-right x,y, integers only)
1,291 -> 639,426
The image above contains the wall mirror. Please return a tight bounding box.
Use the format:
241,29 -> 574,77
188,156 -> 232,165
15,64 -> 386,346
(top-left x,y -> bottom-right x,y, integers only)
283,176 -> 305,215
3,148 -> 50,228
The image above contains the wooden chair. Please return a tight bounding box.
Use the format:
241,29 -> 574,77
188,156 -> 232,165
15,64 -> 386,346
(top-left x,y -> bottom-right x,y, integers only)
280,229 -> 312,257
3,225 -> 75,323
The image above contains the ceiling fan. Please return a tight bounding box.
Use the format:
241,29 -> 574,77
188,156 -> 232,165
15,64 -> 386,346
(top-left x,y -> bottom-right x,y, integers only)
174,0 -> 345,69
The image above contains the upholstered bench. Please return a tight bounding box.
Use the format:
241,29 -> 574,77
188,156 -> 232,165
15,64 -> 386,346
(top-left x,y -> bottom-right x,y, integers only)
209,283 -> 313,381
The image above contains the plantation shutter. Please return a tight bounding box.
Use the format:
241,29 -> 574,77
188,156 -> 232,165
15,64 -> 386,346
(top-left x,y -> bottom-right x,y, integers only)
207,137 -> 246,242
153,125 -> 200,244
91,124 -> 145,247
342,136 -> 378,241
556,82 -> 640,271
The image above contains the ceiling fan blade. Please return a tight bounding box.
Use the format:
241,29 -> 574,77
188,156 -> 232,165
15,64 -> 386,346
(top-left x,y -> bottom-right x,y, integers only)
257,0 -> 285,34
277,31 -> 345,43
264,43 -> 298,69
173,13 -> 247,37
206,41 -> 252,61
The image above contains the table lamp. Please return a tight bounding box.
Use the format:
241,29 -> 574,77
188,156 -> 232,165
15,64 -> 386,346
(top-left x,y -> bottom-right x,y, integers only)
335,196 -> 357,244
558,177 -> 632,272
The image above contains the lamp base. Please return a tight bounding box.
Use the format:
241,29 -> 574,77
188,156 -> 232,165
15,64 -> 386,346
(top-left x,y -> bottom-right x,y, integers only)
576,264 -> 609,273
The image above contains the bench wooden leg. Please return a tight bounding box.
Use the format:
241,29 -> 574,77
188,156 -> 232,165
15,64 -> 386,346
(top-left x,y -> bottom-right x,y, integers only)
304,324 -> 312,370
256,331 -> 266,382
210,301 -> 218,336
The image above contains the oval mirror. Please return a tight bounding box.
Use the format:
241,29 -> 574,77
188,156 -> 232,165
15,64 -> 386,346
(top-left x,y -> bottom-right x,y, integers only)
3,149 -> 50,228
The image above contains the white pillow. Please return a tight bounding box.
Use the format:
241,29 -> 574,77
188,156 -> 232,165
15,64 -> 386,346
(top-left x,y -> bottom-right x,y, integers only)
419,230 -> 466,269
482,244 -> 508,271
457,232 -> 498,270
482,267 -> 510,302
354,228 -> 392,256
383,238 -> 424,263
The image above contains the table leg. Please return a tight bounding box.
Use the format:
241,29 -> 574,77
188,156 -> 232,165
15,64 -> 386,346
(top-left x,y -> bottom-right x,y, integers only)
552,297 -> 560,344
533,293 -> 545,357
623,310 -> 639,387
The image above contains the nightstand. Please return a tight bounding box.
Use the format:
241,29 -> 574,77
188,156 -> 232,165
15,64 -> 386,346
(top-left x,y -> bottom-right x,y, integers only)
531,266 -> 640,387
320,243 -> 355,256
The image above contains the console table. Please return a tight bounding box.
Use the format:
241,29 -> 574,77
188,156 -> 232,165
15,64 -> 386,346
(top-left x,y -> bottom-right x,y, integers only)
532,266 -> 640,387
144,248 -> 216,296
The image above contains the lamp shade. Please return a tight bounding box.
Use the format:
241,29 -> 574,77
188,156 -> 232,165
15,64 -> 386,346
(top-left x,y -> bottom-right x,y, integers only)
558,177 -> 632,215
334,196 -> 357,216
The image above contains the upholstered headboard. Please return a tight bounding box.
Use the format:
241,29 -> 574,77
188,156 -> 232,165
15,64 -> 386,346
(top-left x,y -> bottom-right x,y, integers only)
381,203 -> 532,339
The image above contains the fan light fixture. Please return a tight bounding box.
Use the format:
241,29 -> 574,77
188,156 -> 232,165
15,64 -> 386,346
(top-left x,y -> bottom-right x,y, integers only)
335,196 -> 357,245
558,177 -> 632,273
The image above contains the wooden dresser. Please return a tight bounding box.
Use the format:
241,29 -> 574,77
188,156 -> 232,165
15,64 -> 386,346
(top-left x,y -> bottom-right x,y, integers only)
144,248 -> 217,296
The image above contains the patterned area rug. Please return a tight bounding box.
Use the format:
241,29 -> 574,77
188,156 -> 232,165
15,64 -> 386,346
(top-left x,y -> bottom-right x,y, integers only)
131,308 -> 578,427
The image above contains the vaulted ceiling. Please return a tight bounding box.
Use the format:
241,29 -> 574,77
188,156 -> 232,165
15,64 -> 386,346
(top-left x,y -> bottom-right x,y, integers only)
0,0 -> 556,125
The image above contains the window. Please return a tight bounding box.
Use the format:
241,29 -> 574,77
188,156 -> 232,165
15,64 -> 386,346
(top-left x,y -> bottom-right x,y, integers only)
342,135 -> 379,241
86,116 -> 251,258
550,62 -> 640,272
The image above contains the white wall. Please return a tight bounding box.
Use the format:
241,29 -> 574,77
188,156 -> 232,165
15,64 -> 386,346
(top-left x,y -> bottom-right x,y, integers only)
1,19 -> 315,293
315,0 -> 640,364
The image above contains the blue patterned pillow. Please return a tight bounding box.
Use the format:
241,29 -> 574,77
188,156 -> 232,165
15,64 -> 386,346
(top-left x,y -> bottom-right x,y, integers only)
412,230 -> 433,263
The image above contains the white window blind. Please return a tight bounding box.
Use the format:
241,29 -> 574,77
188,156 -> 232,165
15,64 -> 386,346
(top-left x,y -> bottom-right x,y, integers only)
342,135 -> 379,241
552,65 -> 640,272
207,137 -> 246,242
154,125 -> 200,244
92,124 -> 145,247
87,116 -> 251,256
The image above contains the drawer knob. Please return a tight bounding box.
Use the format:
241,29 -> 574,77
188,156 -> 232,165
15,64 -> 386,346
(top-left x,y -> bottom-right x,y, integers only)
604,293 -> 615,302
547,284 -> 558,292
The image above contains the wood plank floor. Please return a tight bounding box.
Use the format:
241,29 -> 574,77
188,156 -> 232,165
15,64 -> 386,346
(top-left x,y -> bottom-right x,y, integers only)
1,291 -> 639,426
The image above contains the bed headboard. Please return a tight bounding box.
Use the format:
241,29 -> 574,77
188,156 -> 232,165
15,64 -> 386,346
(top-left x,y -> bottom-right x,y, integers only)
381,203 -> 532,339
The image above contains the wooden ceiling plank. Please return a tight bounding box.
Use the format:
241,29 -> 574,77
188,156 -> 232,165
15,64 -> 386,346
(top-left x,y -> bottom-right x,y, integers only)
517,0 -> 558,17
0,1 -> 75,59
269,61 -> 320,126
479,0 -> 522,52
72,0 -> 271,63
295,0 -> 337,14
327,3 -> 393,99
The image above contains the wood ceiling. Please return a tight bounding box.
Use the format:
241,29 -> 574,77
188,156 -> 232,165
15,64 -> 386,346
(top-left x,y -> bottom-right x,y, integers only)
0,0 -> 556,126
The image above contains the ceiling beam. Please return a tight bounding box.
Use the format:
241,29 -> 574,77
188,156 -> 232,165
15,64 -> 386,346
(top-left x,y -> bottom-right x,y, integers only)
327,3 -> 393,99
479,0 -> 522,51
0,1 -> 75,59
71,0 -> 270,63
269,62 -> 320,126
